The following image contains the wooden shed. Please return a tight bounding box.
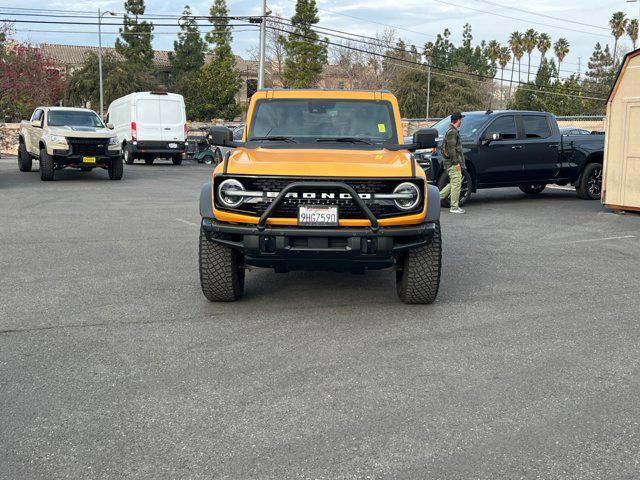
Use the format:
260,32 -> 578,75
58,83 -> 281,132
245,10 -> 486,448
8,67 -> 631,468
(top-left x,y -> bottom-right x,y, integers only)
603,48 -> 640,212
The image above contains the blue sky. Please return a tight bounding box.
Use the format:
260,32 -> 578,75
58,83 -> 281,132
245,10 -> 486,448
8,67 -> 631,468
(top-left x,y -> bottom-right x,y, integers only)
2,0 -> 638,79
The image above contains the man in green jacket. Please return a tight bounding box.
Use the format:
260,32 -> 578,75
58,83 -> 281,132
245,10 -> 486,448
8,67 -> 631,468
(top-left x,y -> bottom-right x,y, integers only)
439,112 -> 466,214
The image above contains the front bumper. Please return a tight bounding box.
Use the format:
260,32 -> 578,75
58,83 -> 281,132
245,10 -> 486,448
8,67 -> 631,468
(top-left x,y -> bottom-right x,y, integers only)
202,218 -> 436,271
129,141 -> 186,154
51,149 -> 120,167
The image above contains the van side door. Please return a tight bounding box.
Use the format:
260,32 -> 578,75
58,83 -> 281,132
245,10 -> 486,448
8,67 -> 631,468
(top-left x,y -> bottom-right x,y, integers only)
474,114 -> 521,186
518,114 -> 561,182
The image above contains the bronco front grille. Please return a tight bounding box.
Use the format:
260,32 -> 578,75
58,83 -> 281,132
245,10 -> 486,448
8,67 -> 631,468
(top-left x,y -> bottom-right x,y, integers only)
68,137 -> 107,156
214,175 -> 425,219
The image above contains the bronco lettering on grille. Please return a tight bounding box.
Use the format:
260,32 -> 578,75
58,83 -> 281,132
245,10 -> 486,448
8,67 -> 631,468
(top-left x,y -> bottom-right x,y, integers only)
266,192 -> 372,200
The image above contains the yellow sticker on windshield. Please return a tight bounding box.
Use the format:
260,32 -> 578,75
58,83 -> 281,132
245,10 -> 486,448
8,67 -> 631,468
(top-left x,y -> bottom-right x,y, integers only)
378,123 -> 386,133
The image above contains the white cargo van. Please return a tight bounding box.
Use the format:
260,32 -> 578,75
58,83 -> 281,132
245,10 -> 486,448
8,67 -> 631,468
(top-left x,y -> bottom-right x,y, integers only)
106,91 -> 187,165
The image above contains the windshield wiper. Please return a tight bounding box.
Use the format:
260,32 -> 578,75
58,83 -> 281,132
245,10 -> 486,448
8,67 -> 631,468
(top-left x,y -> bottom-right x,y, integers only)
249,136 -> 297,143
316,137 -> 375,145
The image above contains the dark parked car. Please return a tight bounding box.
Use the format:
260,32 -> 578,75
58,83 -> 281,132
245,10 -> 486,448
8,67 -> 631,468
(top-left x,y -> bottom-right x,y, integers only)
415,110 -> 605,205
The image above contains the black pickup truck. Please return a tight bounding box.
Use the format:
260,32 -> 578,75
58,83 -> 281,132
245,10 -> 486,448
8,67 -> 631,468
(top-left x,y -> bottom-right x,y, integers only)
414,110 -> 605,205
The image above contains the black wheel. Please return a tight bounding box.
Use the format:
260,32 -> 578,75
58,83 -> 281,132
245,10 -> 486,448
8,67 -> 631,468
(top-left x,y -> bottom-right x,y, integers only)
396,222 -> 442,304
123,148 -> 134,165
576,163 -> 602,200
108,156 -> 123,180
172,154 -> 183,165
39,148 -> 54,181
213,148 -> 223,164
519,184 -> 547,195
203,154 -> 214,165
199,226 -> 245,302
437,168 -> 472,207
144,157 -> 154,165
18,142 -> 32,172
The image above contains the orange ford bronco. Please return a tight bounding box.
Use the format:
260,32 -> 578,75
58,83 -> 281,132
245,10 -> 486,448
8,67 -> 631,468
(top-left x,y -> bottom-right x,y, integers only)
199,89 -> 442,303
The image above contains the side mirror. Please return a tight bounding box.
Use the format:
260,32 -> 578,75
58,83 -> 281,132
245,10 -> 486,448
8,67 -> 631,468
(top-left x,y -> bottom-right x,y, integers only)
208,126 -> 233,146
482,132 -> 502,145
31,119 -> 42,128
106,122 -> 114,130
412,128 -> 438,150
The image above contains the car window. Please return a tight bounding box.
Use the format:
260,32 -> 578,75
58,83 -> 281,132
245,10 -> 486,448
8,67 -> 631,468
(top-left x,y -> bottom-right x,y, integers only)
522,115 -> 552,139
484,115 -> 517,139
31,109 -> 44,123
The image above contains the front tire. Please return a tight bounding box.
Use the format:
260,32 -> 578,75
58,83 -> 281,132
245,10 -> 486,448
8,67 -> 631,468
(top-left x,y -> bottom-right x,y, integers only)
203,154 -> 214,165
108,156 -> 123,180
519,184 -> 547,195
172,154 -> 183,165
396,222 -> 442,304
199,226 -> 245,302
123,148 -> 134,165
18,143 -> 32,172
39,148 -> 54,181
437,168 -> 472,207
576,163 -> 602,200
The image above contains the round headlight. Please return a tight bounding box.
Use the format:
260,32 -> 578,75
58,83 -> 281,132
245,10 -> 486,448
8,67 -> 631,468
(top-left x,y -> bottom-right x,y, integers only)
393,182 -> 421,210
218,179 -> 245,208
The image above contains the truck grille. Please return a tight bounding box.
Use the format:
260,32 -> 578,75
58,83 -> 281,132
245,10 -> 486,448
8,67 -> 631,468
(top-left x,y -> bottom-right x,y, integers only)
214,176 -> 424,219
68,137 -> 107,156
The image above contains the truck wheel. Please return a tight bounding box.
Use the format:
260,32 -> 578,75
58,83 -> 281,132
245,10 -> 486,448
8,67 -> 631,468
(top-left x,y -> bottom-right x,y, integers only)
199,226 -> 245,302
172,154 -> 183,165
437,169 -> 472,207
519,184 -> 547,195
18,143 -> 32,172
396,222 -> 442,304
39,148 -> 55,181
123,148 -> 135,165
576,163 -> 602,200
144,157 -> 154,165
108,156 -> 123,180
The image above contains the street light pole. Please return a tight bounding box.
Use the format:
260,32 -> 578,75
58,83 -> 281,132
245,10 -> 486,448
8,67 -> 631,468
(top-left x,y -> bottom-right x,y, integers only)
257,0 -> 267,89
98,10 -> 116,118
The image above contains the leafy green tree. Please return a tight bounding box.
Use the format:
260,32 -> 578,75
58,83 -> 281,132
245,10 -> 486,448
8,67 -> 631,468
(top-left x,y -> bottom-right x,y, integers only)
609,11 -> 628,66
170,5 -> 207,83
280,0 -> 328,88
63,52 -> 155,109
627,18 -> 638,50
115,0 -> 155,72
553,38 -> 570,79
186,0 -> 241,121
583,42 -> 614,114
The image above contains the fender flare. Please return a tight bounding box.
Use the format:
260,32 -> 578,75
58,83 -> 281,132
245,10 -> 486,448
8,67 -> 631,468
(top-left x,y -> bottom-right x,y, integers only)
199,181 -> 215,219
425,184 -> 441,222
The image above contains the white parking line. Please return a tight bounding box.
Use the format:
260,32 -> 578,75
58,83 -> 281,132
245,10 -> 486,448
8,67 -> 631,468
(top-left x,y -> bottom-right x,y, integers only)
565,235 -> 636,244
174,218 -> 200,227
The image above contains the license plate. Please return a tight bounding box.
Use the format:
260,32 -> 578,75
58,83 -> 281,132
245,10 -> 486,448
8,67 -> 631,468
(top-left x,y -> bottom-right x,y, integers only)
298,205 -> 338,226
83,157 -> 96,163
169,143 -> 178,149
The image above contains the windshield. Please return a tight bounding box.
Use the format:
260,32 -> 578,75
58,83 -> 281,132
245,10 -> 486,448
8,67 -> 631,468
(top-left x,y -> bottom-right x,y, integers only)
432,113 -> 490,137
249,99 -> 397,145
47,110 -> 104,128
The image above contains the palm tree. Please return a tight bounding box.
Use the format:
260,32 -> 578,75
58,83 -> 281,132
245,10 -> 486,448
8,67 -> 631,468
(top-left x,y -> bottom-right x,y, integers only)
486,39 -> 501,68
508,31 -> 523,98
498,46 -> 511,104
628,19 -> 639,50
609,11 -> 628,66
553,38 -> 570,80
538,33 -> 551,60
523,28 -> 538,82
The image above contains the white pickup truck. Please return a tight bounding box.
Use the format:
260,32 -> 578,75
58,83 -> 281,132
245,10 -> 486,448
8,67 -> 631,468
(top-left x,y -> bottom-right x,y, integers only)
18,106 -> 122,181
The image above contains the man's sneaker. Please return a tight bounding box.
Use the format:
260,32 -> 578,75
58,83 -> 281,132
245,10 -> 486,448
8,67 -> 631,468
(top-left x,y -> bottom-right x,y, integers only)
449,207 -> 466,214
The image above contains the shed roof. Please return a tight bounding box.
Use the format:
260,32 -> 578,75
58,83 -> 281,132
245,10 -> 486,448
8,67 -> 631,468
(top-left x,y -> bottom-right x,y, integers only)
607,48 -> 640,103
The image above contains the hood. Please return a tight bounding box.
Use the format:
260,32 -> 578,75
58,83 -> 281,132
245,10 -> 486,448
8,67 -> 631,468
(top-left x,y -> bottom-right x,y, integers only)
48,125 -> 114,138
225,147 -> 414,178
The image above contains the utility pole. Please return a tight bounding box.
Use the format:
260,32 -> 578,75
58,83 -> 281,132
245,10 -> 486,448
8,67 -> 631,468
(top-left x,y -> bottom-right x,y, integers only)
98,9 -> 116,118
577,56 -> 581,76
425,56 -> 432,121
257,0 -> 267,89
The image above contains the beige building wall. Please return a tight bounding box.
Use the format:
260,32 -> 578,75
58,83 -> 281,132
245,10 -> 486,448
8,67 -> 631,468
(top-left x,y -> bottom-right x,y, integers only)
603,51 -> 640,212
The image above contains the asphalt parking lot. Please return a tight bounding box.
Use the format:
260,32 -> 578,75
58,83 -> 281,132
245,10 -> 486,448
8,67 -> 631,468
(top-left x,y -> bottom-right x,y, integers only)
1,156 -> 640,479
